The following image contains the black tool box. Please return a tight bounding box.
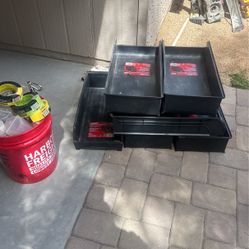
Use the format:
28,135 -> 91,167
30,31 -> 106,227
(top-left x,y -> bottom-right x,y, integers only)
73,41 -> 231,153
105,44 -> 163,116
73,72 -> 122,150
162,42 -> 225,115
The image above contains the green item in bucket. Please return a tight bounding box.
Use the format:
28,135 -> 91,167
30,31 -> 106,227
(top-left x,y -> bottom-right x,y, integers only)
12,93 -> 45,117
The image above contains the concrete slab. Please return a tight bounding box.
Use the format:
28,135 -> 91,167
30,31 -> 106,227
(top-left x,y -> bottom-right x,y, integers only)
0,50 -> 104,249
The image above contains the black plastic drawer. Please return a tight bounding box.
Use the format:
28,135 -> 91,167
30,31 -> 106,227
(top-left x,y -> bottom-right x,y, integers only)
105,44 -> 163,115
162,42 -> 225,115
112,112 -> 227,137
73,71 -> 123,150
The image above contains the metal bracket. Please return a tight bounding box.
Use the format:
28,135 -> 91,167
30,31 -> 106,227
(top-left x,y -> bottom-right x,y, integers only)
226,0 -> 244,32
27,81 -> 43,93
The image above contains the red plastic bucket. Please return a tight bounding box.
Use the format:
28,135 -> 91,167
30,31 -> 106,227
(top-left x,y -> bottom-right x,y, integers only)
0,113 -> 57,183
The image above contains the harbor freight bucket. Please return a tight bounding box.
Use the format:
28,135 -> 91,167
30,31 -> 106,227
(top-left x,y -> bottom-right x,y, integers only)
0,113 -> 57,183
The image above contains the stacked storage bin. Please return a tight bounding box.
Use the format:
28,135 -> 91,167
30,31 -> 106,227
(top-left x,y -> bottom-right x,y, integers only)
73,41 -> 231,152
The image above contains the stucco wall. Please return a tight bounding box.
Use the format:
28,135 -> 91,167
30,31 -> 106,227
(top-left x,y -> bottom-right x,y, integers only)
0,0 -> 148,63
0,0 -> 170,63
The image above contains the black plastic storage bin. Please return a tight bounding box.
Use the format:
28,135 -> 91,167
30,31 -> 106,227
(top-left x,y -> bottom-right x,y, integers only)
162,42 -> 225,115
122,135 -> 173,149
73,71 -> 123,150
112,113 -> 227,136
174,108 -> 231,152
105,44 -> 163,115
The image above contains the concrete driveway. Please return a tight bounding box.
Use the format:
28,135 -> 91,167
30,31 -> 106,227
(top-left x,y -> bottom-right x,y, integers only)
0,50 -> 104,249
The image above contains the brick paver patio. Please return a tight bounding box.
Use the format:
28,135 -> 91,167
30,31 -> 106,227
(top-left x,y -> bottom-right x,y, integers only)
66,86 -> 248,249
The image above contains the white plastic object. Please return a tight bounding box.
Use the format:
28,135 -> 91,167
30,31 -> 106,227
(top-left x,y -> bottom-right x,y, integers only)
0,106 -> 13,122
0,120 -> 6,136
5,116 -> 32,136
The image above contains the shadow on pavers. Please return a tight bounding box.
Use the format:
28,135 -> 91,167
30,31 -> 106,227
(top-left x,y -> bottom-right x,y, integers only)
67,185 -> 152,249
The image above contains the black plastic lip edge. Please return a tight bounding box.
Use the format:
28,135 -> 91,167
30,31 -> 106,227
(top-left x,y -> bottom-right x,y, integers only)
73,142 -> 123,151
111,107 -> 231,138
73,71 -> 109,143
73,74 -> 89,144
207,41 -> 225,99
175,107 -> 232,139
218,106 -> 232,139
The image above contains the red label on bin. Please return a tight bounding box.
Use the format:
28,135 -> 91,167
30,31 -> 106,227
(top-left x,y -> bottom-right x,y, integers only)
170,63 -> 198,76
88,122 -> 113,138
124,62 -> 151,76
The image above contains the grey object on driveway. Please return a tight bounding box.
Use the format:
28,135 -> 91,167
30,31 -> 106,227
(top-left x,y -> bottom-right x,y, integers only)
0,50 -> 103,249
